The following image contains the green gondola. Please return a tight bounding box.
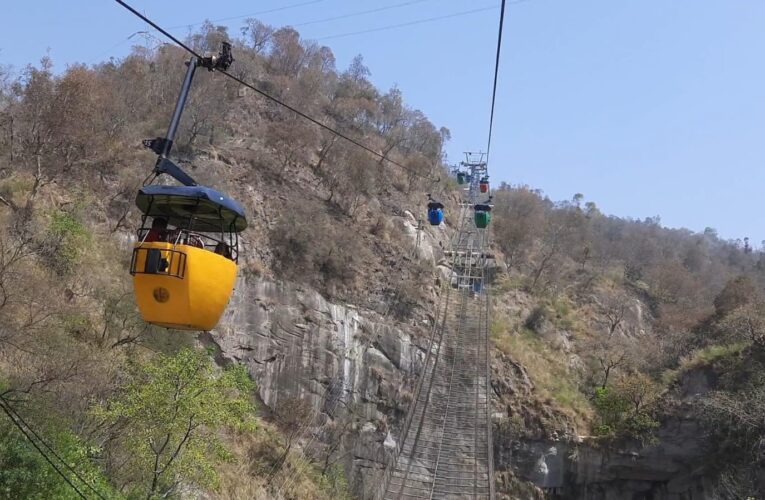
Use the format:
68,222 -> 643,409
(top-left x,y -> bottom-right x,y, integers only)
457,172 -> 466,185
474,203 -> 492,229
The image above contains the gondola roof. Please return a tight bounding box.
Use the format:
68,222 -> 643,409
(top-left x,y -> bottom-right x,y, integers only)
136,185 -> 247,233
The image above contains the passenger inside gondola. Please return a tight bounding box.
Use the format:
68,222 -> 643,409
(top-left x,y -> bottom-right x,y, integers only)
144,217 -> 168,242
215,242 -> 232,259
427,194 -> 445,226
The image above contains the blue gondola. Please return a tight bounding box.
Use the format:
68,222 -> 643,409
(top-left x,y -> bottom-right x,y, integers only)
427,195 -> 444,226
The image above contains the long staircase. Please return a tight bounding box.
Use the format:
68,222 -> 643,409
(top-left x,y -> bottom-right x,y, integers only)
378,156 -> 494,499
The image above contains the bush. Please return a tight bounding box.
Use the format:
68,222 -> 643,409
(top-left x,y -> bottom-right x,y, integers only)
594,374 -> 660,441
0,417 -> 117,499
91,348 -> 256,497
270,201 -> 369,295
40,210 -> 90,276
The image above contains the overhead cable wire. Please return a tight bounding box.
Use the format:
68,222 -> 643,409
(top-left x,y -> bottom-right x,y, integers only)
0,399 -> 88,500
292,0 -> 431,28
217,68 -> 416,174
164,0 -> 325,30
113,0 -> 205,58
0,396 -> 108,500
99,0 -> 427,64
315,5 -> 499,41
112,0 -> 424,177
486,0 -> 507,163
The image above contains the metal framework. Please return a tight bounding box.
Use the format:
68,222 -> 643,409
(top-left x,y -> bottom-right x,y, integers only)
377,156 -> 494,499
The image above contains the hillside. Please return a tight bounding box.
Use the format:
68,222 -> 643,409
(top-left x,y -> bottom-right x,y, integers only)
0,20 -> 764,500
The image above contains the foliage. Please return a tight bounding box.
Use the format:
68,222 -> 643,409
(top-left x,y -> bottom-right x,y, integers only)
699,375 -> 765,498
9,12 -> 765,498
492,321 -> 592,427
0,415 -> 118,500
489,184 -> 765,332
717,302 -> 765,349
523,305 -> 550,333
270,200 -> 372,297
713,275 -> 760,317
91,348 -> 256,498
318,463 -> 353,499
42,209 -> 91,276
593,374 -> 660,441
664,341 -> 748,384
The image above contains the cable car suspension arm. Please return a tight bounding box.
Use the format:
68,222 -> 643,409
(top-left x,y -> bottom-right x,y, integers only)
142,43 -> 234,187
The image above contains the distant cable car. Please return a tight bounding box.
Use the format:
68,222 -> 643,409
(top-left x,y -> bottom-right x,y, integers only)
130,43 -> 247,331
457,172 -> 466,185
427,195 -> 444,226
479,176 -> 489,193
474,200 -> 493,229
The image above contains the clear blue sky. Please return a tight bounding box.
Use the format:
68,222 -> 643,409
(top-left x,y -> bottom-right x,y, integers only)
2,1 -> 764,243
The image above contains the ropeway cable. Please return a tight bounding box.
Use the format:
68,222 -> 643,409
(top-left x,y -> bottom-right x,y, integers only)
485,0 -> 507,164
112,0 -> 432,180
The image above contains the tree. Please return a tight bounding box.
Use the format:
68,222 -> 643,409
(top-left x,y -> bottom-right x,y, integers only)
319,403 -> 362,475
718,302 -> 765,349
92,348 -> 256,498
270,396 -> 313,480
491,186 -> 545,270
346,54 -> 371,82
714,275 -> 760,317
530,211 -> 570,289
585,332 -> 635,389
596,291 -> 630,336
0,417 -> 117,499
268,27 -> 306,78
241,19 -> 274,54
594,372 -> 660,440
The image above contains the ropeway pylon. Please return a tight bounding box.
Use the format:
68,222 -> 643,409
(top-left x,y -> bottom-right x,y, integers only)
376,154 -> 495,499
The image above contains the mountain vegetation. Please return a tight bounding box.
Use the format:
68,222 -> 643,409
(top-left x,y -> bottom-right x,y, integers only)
0,17 -> 763,500
490,185 -> 765,497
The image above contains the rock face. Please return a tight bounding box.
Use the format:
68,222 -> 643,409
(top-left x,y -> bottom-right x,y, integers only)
500,419 -> 713,499
570,423 -> 712,499
492,359 -> 717,500
212,275 -> 431,497
209,243 -> 717,499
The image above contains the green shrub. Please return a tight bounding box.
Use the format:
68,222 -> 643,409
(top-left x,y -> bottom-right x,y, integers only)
524,305 -> 551,332
663,342 -> 748,385
42,210 -> 91,276
318,463 -> 352,499
492,322 -> 592,428
91,348 -> 257,498
0,418 -> 118,499
594,376 -> 660,441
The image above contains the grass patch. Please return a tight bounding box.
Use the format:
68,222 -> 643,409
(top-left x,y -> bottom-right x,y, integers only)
524,296 -> 582,333
662,341 -> 749,385
492,320 -> 593,429
491,275 -> 527,295
216,423 -> 353,500
549,296 -> 577,330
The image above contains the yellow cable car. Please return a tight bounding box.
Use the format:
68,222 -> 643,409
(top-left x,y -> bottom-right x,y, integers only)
129,43 -> 246,331
130,185 -> 246,330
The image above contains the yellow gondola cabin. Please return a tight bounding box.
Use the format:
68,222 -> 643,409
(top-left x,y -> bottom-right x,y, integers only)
128,43 -> 245,331
131,185 -> 247,331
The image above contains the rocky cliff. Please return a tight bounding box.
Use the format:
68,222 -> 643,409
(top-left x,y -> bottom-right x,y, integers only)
206,236 -> 723,499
